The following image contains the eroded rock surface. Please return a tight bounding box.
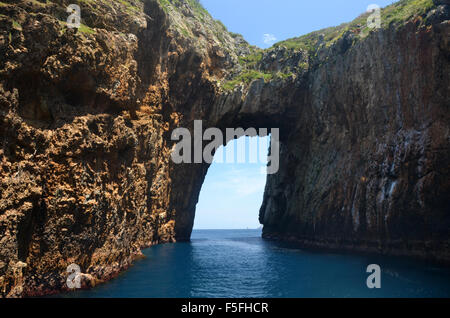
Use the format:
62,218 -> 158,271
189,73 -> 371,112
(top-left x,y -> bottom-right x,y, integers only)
0,0 -> 448,297
260,18 -> 450,262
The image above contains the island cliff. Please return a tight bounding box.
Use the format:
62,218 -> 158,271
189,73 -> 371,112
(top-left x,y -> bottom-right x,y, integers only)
0,0 -> 448,297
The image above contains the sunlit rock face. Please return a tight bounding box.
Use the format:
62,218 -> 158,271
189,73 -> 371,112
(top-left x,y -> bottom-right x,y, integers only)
0,0 -> 448,297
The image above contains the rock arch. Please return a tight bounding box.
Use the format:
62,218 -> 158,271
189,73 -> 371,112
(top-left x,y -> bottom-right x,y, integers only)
0,0 -> 448,297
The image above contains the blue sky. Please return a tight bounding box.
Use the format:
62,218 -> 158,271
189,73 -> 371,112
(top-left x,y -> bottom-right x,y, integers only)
201,0 -> 398,48
194,136 -> 269,229
194,1 -> 399,230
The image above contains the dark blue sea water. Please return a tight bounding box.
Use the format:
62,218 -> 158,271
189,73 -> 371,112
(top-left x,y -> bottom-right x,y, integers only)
62,229 -> 450,298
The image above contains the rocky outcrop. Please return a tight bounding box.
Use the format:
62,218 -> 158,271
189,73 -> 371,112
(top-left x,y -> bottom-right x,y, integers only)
260,15 -> 450,262
0,0 -> 448,297
0,0 -> 226,297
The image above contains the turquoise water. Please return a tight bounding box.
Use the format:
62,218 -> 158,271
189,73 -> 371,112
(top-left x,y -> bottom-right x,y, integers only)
62,229 -> 450,298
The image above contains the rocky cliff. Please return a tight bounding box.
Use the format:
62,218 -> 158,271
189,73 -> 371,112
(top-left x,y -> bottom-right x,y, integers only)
0,0 -> 448,297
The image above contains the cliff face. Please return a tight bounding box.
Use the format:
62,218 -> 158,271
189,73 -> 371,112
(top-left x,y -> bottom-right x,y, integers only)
260,13 -> 450,261
0,0 -> 227,297
0,0 -> 448,297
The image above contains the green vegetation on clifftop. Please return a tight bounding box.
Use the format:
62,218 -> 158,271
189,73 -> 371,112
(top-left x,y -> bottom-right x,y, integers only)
274,0 -> 435,52
222,69 -> 273,91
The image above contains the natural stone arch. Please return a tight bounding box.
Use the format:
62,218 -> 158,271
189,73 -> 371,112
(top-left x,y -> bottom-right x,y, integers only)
0,0 -> 449,298
165,74 -> 305,241
161,14 -> 450,262
170,125 -> 286,241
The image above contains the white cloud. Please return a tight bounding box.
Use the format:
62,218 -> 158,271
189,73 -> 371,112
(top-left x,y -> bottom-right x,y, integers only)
263,33 -> 277,45
210,167 -> 267,198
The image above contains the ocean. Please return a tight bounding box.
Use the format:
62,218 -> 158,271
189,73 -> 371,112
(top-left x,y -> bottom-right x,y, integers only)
59,229 -> 450,298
